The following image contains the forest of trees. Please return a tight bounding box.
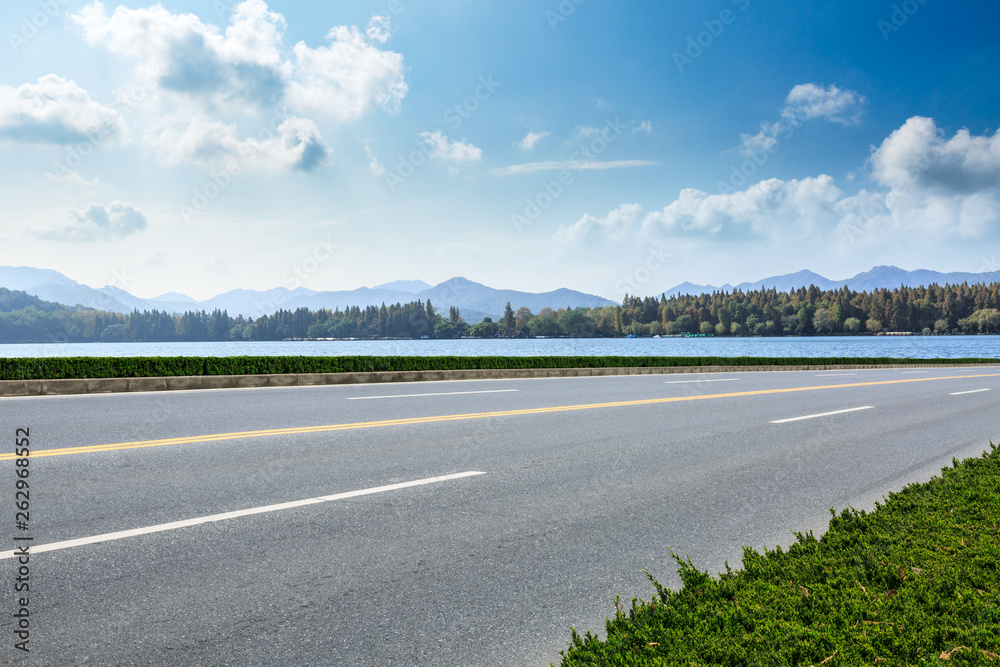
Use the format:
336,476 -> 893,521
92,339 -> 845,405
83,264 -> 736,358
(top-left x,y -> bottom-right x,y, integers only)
1,282 -> 1000,344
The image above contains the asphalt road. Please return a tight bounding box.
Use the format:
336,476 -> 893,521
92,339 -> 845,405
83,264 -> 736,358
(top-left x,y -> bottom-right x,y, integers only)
1,367 -> 998,665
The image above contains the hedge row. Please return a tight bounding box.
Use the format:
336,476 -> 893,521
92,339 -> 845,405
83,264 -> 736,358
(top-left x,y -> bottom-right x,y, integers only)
558,444 -> 1000,666
0,355 -> 998,381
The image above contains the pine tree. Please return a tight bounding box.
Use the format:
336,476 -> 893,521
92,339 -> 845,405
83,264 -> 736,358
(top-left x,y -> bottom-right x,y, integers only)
502,302 -> 515,337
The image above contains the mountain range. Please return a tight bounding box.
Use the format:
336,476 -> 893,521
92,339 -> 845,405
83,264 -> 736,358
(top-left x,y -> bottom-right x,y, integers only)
0,267 -> 615,321
656,266 -> 1000,298
2,265 -> 999,322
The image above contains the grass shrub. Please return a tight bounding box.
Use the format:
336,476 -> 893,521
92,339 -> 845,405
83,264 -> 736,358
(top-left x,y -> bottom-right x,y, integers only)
558,445 -> 1000,666
0,355 -> 997,381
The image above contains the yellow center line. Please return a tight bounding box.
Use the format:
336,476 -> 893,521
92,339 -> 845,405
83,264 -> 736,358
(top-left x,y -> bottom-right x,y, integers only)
3,372 -> 998,461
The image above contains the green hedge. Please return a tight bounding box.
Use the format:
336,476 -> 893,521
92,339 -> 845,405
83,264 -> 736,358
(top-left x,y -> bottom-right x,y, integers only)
0,355 -> 997,381
557,444 -> 1000,666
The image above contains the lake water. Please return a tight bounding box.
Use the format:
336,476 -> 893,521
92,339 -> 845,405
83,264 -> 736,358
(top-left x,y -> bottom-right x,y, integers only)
0,336 -> 998,359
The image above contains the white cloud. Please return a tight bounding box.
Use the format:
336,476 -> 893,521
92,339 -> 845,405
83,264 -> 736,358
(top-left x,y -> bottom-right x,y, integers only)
39,201 -> 147,241
556,176 -> 843,247
784,83 -> 866,125
863,116 -> 1000,238
870,116 -> 1000,194
492,160 -> 657,176
287,24 -> 407,119
739,83 -> 866,157
554,203 -> 644,245
0,75 -> 122,145
153,116 -> 329,171
420,131 -> 481,162
366,15 -> 391,44
518,131 -> 549,150
74,1 -> 288,106
738,123 -> 780,156
558,118 -> 1000,253
633,121 -> 653,135
363,141 -> 385,176
573,126 -> 600,139
71,1 -> 406,170
266,117 -> 331,171
221,0 -> 288,68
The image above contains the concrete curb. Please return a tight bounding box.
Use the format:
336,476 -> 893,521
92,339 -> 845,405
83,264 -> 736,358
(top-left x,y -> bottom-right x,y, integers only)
1,362 -> 998,397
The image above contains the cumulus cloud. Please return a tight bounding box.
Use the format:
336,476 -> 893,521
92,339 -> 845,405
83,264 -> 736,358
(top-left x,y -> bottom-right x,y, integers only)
420,131 -> 481,162
287,24 -> 407,119
862,116 -> 1000,238
784,83 -> 866,125
266,118 -> 330,171
739,83 -> 866,157
366,15 -> 391,44
557,118 -> 1000,252
70,0 -> 406,169
645,176 -> 843,238
74,1 -> 289,106
39,201 -> 147,241
554,203 -> 644,245
0,75 -> 122,144
555,177 -> 843,246
870,116 -> 1000,194
153,115 -> 329,171
519,131 -> 549,150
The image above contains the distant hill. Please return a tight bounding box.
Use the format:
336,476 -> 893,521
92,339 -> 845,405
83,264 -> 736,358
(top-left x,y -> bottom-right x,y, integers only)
0,266 -> 202,315
841,266 -> 1000,292
416,277 -> 615,319
0,287 -> 67,313
656,265 -> 1000,298
0,267 -> 616,322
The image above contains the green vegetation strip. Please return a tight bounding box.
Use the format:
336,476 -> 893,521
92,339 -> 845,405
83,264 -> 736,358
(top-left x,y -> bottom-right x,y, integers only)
0,355 -> 998,381
558,445 -> 1000,666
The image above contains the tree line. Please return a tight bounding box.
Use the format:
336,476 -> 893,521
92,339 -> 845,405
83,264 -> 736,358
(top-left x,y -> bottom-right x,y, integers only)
1,282 -> 999,344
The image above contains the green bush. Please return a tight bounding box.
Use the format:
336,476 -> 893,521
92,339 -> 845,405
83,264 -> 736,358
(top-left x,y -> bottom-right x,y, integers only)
557,445 -> 1000,666
0,356 -> 997,381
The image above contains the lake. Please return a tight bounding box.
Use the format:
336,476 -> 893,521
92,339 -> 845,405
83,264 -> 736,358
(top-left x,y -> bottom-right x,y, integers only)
0,336 -> 997,359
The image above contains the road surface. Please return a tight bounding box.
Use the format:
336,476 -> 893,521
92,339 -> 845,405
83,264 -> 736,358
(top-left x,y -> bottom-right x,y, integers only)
1,367 -> 998,664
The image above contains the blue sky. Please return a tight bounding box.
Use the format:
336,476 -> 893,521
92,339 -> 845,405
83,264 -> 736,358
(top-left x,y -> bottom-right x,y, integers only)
1,0 -> 998,301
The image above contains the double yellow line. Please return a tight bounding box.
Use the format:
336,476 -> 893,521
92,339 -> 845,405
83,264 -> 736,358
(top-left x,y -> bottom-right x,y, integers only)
2,373 -> 997,461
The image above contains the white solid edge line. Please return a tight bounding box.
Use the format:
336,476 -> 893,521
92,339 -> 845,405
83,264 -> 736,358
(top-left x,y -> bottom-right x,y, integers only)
346,389 -> 519,400
815,373 -> 858,377
770,406 -> 874,424
664,379 -> 740,384
0,471 -> 486,559
950,388 -> 992,396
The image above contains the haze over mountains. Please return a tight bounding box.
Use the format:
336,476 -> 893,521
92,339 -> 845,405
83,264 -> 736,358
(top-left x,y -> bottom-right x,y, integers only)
2,265 -> 999,321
